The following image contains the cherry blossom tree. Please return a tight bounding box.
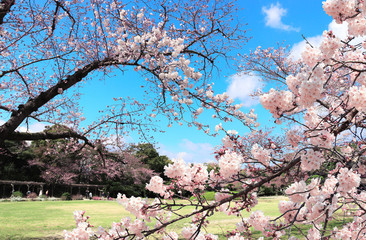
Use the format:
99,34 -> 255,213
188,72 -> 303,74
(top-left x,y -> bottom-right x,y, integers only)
28,134 -> 154,186
0,0 -> 253,153
64,0 -> 366,239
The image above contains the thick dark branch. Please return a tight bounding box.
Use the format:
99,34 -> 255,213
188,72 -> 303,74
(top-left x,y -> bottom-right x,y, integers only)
7,129 -> 107,166
316,99 -> 330,109
6,130 -> 89,142
0,105 -> 11,112
0,0 -> 14,25
332,108 -> 358,136
0,57 -> 117,140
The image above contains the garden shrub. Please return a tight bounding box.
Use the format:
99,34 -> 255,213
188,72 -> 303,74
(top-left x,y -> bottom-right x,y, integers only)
12,191 -> 23,198
61,192 -> 71,200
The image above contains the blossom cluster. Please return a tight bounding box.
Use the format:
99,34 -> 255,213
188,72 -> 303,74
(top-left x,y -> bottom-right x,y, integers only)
146,176 -> 167,197
251,144 -> 271,166
300,149 -> 325,171
164,158 -> 208,193
64,211 -> 94,240
348,85 -> 366,113
337,167 -> 361,194
218,151 -> 243,179
247,211 -> 270,232
260,89 -> 294,119
181,224 -> 218,239
308,130 -> 335,149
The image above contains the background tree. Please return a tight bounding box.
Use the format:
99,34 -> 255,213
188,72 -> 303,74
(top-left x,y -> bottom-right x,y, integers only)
0,140 -> 40,181
103,149 -> 155,198
1,124 -> 156,198
130,143 -> 171,179
27,125 -> 155,186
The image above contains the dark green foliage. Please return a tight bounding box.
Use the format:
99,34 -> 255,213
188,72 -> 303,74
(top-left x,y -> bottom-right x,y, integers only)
258,184 -> 282,196
0,140 -> 41,182
61,192 -> 71,200
307,174 -> 325,184
131,143 -> 172,179
105,181 -> 147,198
12,191 -> 23,198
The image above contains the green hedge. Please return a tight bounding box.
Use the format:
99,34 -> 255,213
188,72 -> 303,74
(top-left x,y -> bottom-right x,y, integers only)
61,192 -> 71,200
12,191 -> 23,198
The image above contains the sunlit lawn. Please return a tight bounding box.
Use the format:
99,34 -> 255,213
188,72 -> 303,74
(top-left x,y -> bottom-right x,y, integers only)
0,196 -> 350,239
0,200 -> 130,239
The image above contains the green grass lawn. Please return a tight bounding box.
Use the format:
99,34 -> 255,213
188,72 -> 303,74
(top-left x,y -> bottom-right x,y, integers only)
0,200 -> 132,239
0,196 -> 350,239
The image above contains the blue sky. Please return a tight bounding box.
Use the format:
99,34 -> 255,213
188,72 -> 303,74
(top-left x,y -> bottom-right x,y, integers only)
11,1 -> 344,163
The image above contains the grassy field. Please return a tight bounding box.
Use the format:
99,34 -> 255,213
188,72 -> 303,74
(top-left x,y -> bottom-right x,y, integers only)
0,196 -> 349,239
0,200 -> 131,239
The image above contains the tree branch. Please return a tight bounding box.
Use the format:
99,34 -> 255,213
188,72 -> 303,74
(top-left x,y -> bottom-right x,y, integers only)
0,57 -> 118,140
6,130 -> 89,142
141,156 -> 302,238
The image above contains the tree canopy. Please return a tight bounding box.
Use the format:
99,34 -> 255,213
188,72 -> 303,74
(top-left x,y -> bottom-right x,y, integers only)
4,0 -> 366,239
0,0 -> 253,153
131,143 -> 171,179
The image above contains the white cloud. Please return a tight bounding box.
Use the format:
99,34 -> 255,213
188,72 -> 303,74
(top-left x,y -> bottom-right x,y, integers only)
328,20 -> 348,40
158,139 -> 215,164
289,20 -> 366,61
17,122 -> 47,133
289,35 -> 323,61
102,134 -> 133,152
0,119 -> 47,146
262,2 -> 299,32
226,73 -> 263,107
0,118 -> 47,133
329,20 -> 365,45
1,118 -> 48,133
